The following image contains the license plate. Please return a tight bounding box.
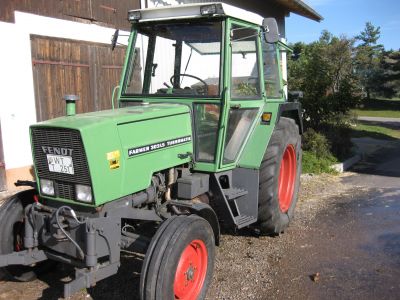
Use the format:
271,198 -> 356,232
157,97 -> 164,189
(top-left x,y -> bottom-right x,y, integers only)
47,154 -> 74,175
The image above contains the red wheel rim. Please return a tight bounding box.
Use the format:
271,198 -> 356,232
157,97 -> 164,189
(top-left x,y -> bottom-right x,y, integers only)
278,144 -> 297,213
174,239 -> 208,300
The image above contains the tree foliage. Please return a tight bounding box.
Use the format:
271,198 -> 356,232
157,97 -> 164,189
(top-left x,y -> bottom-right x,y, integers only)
354,22 -> 384,99
288,31 -> 360,129
355,22 -> 383,47
288,22 -> 398,163
377,50 -> 400,98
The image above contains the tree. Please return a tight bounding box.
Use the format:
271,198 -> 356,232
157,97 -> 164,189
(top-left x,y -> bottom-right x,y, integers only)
354,22 -> 384,99
288,31 -> 360,129
378,50 -> 400,98
355,22 -> 382,47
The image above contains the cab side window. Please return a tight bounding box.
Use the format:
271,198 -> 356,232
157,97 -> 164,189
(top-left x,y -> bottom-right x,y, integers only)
230,26 -> 260,99
262,42 -> 281,98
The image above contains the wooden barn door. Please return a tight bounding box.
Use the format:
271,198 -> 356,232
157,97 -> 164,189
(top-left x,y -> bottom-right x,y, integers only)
31,35 -> 126,121
0,120 -> 6,192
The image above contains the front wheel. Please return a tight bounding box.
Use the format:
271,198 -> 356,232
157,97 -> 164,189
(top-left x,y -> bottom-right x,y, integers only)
258,117 -> 302,235
140,215 -> 215,300
0,189 -> 54,281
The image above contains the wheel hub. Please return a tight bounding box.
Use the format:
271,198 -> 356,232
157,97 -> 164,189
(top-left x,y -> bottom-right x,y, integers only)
185,264 -> 195,281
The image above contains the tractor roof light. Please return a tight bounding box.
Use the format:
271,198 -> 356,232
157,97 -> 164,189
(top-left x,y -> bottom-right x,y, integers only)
128,10 -> 142,22
200,4 -> 223,16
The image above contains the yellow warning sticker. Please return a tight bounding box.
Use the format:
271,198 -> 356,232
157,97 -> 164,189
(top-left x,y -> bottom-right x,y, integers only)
106,150 -> 120,169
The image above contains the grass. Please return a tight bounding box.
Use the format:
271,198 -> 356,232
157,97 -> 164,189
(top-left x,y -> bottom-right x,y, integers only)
375,97 -> 400,101
350,122 -> 400,140
352,98 -> 400,118
302,151 -> 338,174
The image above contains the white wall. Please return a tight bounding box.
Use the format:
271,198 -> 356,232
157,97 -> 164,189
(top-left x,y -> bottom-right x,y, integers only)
0,12 -> 129,170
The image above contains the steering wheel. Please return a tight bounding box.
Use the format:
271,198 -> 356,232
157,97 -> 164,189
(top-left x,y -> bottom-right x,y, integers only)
170,74 -> 208,95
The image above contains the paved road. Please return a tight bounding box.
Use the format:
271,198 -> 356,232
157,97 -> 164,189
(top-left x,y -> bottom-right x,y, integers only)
268,139 -> 400,299
358,116 -> 400,133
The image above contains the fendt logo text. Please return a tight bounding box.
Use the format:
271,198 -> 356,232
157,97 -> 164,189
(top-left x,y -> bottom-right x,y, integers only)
42,146 -> 73,156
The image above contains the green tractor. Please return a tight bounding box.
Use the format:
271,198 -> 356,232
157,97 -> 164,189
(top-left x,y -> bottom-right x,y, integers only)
0,3 -> 302,299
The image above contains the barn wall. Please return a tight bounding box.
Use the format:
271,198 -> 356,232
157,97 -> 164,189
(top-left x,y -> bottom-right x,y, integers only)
0,0 -> 140,30
0,12 -> 129,190
31,36 -> 126,121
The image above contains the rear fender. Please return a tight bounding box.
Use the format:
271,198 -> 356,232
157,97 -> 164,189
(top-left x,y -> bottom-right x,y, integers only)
277,102 -> 303,134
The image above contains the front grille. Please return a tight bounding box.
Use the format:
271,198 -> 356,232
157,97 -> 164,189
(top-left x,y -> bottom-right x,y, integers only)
31,127 -> 92,201
56,181 -> 75,200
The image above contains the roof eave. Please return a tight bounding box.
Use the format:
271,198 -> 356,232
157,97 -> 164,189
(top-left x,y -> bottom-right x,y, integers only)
276,0 -> 323,22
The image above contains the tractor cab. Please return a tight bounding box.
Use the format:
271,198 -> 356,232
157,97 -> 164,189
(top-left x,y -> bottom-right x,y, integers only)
119,3 -> 286,172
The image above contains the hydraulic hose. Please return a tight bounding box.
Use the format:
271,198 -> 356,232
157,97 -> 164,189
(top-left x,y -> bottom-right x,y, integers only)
55,206 -> 85,260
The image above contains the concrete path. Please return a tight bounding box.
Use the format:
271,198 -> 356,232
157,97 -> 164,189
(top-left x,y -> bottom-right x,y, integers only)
358,116 -> 400,124
358,116 -> 400,134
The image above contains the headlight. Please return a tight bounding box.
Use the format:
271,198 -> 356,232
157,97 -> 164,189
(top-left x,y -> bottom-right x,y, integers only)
76,184 -> 92,203
40,179 -> 55,196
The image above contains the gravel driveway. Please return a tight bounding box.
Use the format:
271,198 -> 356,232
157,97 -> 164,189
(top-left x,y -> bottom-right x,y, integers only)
0,174 -> 350,300
0,137 -> 399,299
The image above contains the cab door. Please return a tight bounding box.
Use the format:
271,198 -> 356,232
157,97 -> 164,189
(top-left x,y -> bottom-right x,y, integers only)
219,21 -> 265,169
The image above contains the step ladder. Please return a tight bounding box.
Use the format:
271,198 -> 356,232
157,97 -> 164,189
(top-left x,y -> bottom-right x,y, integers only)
210,172 -> 258,230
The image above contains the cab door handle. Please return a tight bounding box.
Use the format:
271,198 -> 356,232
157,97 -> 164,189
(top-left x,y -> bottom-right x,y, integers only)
230,104 -> 241,109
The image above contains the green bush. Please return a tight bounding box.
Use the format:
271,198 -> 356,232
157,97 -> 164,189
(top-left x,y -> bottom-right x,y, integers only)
302,129 -> 332,159
302,151 -> 337,174
301,128 -> 338,174
319,122 -> 353,160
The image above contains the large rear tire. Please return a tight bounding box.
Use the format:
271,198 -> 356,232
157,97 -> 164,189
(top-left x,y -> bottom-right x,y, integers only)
0,189 -> 53,281
258,117 -> 302,235
140,215 -> 215,300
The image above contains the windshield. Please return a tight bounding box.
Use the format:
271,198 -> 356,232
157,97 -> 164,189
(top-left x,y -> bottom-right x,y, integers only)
123,20 -> 222,98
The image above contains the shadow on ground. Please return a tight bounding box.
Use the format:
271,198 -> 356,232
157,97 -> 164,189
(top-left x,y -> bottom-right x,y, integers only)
350,140 -> 400,178
35,254 -> 143,300
358,119 -> 400,131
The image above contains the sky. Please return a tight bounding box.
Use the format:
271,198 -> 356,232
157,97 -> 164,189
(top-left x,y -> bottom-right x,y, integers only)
286,0 -> 400,50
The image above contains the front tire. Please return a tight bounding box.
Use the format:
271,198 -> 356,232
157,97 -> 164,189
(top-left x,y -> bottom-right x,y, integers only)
140,215 -> 215,300
0,189 -> 53,281
258,117 -> 302,235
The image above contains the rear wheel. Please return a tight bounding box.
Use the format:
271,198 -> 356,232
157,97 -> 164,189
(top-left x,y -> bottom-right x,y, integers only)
258,117 -> 302,234
140,215 -> 215,300
0,189 -> 53,281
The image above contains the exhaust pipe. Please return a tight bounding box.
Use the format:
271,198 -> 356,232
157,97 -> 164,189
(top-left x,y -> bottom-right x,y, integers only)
63,94 -> 79,116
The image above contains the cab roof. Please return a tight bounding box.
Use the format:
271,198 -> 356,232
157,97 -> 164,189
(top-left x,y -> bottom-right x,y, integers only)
128,2 -> 264,26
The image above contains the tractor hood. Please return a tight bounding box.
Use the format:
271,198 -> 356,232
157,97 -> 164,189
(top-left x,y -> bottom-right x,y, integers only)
35,103 -> 191,130
30,103 -> 194,206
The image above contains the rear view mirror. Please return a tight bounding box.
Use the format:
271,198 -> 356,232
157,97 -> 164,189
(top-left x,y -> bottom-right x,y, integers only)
288,91 -> 304,102
262,18 -> 279,43
111,29 -> 119,51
